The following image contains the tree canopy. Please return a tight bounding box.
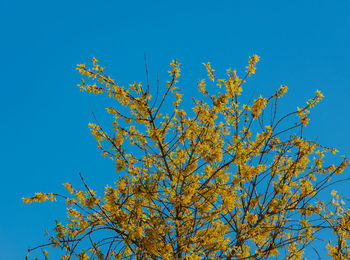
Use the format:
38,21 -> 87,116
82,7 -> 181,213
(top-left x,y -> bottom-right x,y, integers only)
24,55 -> 350,259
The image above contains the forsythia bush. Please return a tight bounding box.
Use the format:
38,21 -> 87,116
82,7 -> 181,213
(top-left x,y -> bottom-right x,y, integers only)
24,55 -> 350,259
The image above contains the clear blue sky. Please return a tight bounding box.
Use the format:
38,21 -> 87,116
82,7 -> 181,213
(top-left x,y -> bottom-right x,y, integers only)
1,0 -> 350,258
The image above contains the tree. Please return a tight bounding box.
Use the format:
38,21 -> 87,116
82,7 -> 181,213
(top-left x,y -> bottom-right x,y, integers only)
24,55 -> 350,259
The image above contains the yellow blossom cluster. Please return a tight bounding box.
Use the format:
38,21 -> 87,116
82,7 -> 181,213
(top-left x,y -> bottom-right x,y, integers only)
246,54 -> 260,75
23,192 -> 55,203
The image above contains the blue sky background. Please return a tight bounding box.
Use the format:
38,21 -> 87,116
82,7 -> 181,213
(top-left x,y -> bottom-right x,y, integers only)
1,0 -> 350,258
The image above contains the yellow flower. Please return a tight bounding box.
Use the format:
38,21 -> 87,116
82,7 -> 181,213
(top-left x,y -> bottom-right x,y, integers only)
63,182 -> 74,194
